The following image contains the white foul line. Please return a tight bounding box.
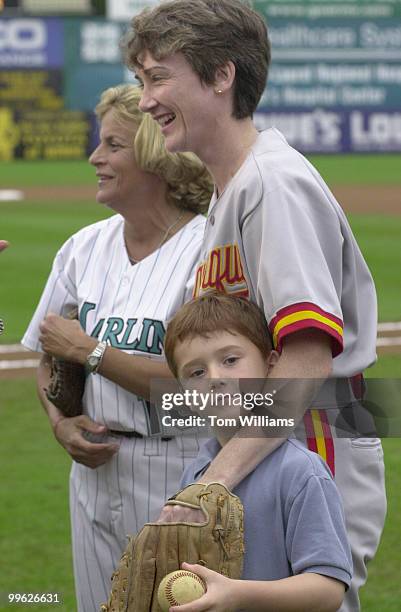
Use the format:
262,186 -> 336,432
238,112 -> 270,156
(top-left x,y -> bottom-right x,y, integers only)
0,344 -> 29,354
1,323 -> 401,372
0,359 -> 40,369
377,322 -> 401,332
376,337 -> 401,347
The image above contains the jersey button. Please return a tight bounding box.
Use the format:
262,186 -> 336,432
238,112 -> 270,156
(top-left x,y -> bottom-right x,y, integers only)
209,215 -> 215,226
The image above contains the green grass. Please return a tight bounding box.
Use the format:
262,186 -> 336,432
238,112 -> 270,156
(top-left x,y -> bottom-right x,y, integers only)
0,379 -> 74,611
359,437 -> 401,612
308,154 -> 401,185
1,203 -> 400,342
366,355 -> 401,378
0,158 -> 400,610
0,200 -> 113,343
349,215 -> 401,322
0,376 -> 399,610
1,155 -> 401,188
0,161 -> 94,187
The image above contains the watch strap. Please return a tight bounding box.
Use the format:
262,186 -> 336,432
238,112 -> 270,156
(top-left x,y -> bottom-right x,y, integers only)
86,341 -> 107,374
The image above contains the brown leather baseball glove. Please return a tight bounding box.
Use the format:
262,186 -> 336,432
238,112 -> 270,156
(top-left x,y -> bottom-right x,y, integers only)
100,482 -> 245,611
44,307 -> 86,417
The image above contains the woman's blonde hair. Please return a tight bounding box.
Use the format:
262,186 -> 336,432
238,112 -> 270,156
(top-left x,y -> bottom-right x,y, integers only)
95,84 -> 212,213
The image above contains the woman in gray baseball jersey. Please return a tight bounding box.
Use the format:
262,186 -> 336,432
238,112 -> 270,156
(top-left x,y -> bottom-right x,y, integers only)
123,1 -> 387,610
22,84 -> 212,611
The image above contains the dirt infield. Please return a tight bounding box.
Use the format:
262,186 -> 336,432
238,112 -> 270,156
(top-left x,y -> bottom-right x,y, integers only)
20,184 -> 401,215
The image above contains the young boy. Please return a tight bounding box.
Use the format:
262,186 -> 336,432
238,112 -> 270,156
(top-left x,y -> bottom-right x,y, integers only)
164,293 -> 352,612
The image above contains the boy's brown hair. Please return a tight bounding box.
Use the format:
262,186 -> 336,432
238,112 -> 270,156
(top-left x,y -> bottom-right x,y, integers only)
121,0 -> 270,120
165,292 -> 273,377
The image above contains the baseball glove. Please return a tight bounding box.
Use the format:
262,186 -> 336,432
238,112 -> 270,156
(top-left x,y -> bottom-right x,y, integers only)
100,482 -> 245,612
45,307 -> 86,418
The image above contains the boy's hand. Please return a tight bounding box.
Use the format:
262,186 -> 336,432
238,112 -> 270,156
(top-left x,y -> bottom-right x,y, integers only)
101,483 -> 244,611
157,504 -> 204,523
170,563 -> 238,612
157,481 -> 222,523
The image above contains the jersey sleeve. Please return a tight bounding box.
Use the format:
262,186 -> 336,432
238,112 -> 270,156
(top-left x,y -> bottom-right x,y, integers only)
242,175 -> 344,357
21,237 -> 78,352
285,473 -> 352,587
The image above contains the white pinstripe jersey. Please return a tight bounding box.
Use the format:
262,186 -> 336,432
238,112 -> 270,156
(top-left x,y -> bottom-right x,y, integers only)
23,213 -> 206,434
193,128 -> 377,377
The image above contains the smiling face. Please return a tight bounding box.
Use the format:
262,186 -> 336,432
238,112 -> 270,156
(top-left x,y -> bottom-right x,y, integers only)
136,50 -> 219,158
89,109 -> 154,211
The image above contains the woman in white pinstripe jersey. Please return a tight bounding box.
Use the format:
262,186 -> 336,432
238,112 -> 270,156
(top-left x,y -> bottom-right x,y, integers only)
22,84 -> 212,611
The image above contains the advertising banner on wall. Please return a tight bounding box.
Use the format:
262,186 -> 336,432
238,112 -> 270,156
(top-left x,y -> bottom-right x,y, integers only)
0,17 -> 63,68
1,7 -> 400,155
258,1 -> 401,19
106,0 -> 159,20
0,69 -> 64,111
0,108 -> 95,161
253,4 -> 401,152
254,108 -> 401,153
22,0 -> 91,14
63,18 -> 126,111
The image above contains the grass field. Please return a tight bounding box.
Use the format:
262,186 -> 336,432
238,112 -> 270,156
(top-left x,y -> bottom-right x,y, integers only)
0,158 -> 400,610
0,200 -> 113,344
1,203 -> 400,342
2,155 -> 401,187
0,377 -> 400,611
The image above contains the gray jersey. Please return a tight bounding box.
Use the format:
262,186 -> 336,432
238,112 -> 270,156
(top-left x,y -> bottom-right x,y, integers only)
191,129 -> 385,612
182,438 -> 352,587
193,128 -> 377,378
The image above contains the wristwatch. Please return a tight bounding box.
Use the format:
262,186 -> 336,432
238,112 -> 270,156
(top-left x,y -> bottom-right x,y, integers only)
86,341 -> 107,374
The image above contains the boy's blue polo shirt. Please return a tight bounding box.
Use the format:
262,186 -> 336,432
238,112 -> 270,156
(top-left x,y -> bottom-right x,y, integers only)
181,438 -> 352,588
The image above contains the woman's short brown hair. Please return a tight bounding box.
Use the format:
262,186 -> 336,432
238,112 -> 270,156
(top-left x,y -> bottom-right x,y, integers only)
122,0 -> 270,120
164,292 -> 273,377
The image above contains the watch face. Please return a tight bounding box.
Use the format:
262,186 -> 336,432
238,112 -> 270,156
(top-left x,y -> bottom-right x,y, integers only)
88,355 -> 98,367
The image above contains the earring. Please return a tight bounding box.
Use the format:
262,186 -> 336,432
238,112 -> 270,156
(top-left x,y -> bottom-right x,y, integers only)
216,89 -> 223,94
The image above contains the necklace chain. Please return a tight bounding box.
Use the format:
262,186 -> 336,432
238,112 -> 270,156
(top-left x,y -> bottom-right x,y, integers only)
127,210 -> 185,265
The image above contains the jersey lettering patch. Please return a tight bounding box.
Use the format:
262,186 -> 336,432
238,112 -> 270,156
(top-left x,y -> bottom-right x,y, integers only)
193,243 -> 249,298
80,301 -> 165,355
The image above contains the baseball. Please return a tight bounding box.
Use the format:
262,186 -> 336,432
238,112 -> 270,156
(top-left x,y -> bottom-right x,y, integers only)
157,570 -> 206,611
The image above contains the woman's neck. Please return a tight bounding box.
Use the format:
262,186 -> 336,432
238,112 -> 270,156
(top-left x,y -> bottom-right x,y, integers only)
202,118 -> 258,196
123,205 -> 193,263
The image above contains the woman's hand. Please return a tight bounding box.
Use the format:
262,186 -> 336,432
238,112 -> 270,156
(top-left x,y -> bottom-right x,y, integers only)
169,563 -> 239,612
39,312 -> 96,362
54,415 -> 119,468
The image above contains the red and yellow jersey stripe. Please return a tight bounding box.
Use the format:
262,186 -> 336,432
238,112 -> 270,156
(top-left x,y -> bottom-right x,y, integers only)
303,409 -> 335,476
269,302 -> 343,357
